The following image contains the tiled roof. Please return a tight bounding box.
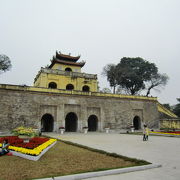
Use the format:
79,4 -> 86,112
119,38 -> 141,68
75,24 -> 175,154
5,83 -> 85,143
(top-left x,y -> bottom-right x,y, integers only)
56,51 -> 80,62
49,59 -> 85,68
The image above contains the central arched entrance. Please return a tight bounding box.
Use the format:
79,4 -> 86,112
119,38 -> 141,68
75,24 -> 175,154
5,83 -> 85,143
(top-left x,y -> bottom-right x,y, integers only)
88,115 -> 98,131
66,84 -> 74,90
82,85 -> 90,92
133,116 -> 141,130
65,67 -> 72,72
48,82 -> 57,89
41,114 -> 54,132
65,112 -> 78,132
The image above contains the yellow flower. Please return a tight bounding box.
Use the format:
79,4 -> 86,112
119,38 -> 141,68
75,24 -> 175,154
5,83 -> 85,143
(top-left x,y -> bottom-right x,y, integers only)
4,138 -> 57,156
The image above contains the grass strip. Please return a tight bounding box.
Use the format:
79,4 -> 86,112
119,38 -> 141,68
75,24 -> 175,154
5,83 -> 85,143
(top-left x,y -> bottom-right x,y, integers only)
59,139 -> 150,166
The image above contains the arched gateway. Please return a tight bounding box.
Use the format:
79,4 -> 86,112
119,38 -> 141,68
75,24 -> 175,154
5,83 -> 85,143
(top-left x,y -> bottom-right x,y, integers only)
133,116 -> 141,130
65,112 -> 78,132
88,115 -> 98,131
41,114 -> 54,132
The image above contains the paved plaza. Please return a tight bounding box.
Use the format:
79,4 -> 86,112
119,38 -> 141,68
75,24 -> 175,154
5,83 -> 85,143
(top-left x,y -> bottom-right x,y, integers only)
44,132 -> 180,180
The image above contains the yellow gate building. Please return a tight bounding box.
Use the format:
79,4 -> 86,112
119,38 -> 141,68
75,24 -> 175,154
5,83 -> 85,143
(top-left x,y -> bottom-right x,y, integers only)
34,51 -> 98,92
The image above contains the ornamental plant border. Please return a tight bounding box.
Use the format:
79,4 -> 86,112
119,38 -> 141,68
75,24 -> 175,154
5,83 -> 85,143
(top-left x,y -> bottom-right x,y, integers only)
150,131 -> 180,136
0,138 -> 57,161
10,141 -> 57,161
9,138 -> 56,155
0,136 -> 50,149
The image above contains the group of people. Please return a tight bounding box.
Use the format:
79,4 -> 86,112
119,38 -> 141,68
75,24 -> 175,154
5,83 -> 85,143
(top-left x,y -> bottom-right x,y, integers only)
143,125 -> 149,141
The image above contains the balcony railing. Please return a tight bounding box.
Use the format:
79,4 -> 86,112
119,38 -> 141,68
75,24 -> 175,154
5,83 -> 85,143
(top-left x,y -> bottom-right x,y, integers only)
34,68 -> 97,83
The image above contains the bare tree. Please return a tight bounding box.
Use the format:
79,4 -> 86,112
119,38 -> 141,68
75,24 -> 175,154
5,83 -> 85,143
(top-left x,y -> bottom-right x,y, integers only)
145,73 -> 169,96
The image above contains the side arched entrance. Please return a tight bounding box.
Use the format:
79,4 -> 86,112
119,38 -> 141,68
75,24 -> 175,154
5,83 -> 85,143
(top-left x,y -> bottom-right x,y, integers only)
133,116 -> 141,130
41,114 -> 54,132
88,115 -> 98,131
65,112 -> 78,132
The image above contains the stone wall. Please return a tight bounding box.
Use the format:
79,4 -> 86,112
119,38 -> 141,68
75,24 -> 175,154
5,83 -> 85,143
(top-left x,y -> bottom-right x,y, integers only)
0,88 -> 159,132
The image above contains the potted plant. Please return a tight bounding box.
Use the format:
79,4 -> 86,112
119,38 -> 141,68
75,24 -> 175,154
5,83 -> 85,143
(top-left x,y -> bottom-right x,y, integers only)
83,126 -> 88,134
104,127 -> 110,133
130,125 -> 134,132
59,126 -> 65,134
12,126 -> 37,143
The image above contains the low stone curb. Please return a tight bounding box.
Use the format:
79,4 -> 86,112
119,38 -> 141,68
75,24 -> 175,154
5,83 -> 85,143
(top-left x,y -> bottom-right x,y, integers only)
34,163 -> 161,180
10,141 -> 57,161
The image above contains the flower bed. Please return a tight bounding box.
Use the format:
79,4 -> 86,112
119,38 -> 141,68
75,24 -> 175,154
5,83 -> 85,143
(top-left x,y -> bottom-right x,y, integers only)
0,136 -> 49,149
150,131 -> 180,136
165,131 -> 180,134
0,136 -> 57,160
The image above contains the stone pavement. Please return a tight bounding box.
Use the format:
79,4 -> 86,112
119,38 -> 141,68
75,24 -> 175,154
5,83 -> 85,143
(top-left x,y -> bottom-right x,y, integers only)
44,132 -> 180,180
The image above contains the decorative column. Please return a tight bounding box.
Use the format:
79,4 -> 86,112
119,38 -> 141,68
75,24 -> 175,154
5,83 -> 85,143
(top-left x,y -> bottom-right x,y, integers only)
57,104 -> 65,132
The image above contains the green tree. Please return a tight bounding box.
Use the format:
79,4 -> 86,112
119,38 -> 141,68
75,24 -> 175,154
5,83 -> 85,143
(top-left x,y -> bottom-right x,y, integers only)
173,98 -> 180,117
0,54 -> 12,74
102,57 -> 168,96
162,103 -> 172,111
102,64 -> 118,94
116,57 -> 158,95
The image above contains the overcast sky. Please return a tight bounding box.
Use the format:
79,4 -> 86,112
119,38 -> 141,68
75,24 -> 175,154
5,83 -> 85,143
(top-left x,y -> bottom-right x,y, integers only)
0,0 -> 180,105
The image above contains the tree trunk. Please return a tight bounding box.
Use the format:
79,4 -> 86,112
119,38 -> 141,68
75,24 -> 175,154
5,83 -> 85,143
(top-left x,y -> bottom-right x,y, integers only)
130,89 -> 135,95
113,86 -> 116,94
146,89 -> 150,96
146,86 -> 153,96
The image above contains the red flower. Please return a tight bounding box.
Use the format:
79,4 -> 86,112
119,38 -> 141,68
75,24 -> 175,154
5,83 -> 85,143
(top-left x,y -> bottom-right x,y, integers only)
0,136 -> 49,149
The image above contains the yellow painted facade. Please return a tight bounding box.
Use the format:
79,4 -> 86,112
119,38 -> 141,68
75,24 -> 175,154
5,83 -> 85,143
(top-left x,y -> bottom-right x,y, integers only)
160,119 -> 180,129
157,103 -> 178,118
51,63 -> 81,72
34,53 -> 98,92
34,70 -> 98,91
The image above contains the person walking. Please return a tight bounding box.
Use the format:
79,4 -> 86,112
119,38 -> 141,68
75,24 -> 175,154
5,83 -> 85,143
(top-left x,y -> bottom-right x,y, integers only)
145,125 -> 149,141
143,125 -> 147,141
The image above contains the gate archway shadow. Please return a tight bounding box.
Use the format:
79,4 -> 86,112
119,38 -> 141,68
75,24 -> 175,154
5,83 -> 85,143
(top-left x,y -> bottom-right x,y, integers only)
65,112 -> 78,132
88,115 -> 98,131
41,114 -> 54,132
133,116 -> 141,130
